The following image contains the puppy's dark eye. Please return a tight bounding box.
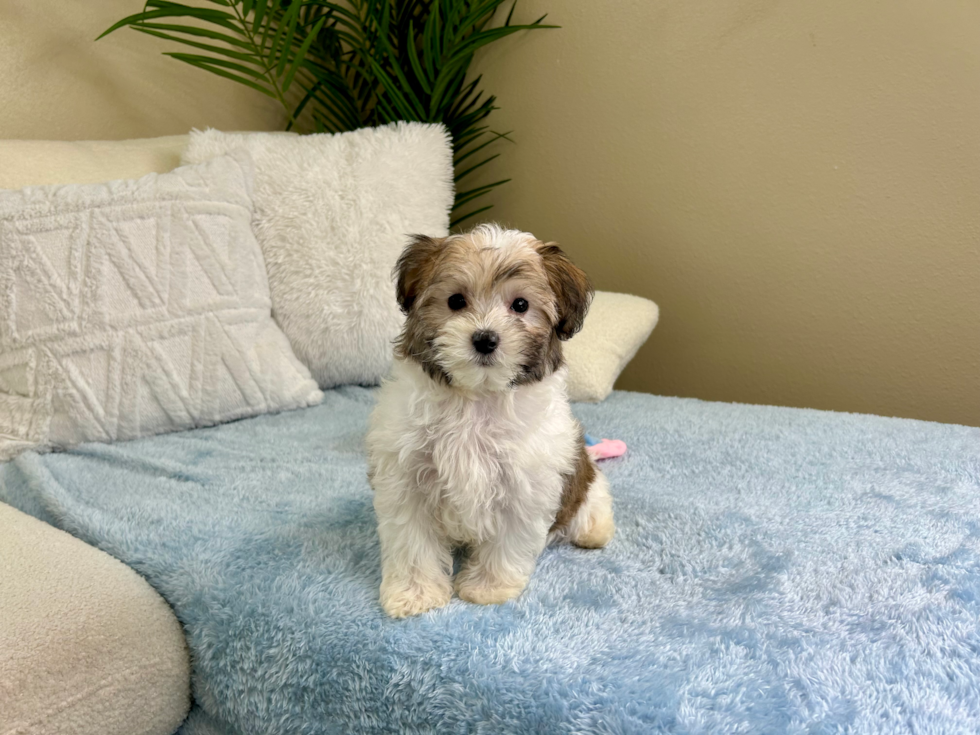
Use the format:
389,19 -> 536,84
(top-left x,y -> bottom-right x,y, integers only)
448,293 -> 467,311
511,298 -> 529,314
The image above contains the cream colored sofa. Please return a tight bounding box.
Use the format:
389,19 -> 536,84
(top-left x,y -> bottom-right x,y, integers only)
0,502 -> 190,735
0,135 -> 195,735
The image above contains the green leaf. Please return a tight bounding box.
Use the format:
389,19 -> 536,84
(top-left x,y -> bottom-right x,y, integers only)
166,52 -> 268,79
275,0 -> 302,78
447,76 -> 483,118
454,152 -> 499,183
97,5 -> 238,40
283,16 -> 326,93
451,204 -> 494,229
374,93 -> 402,123
451,103 -> 499,141
133,27 -> 263,67
289,81 -> 348,131
504,0 -> 518,27
297,67 -> 362,123
133,22 -> 254,50
251,0 -> 269,35
289,68 -> 362,127
423,0 -> 440,78
445,23 -> 558,67
303,1 -> 363,29
453,124 -> 492,152
165,53 -> 278,98
428,57 -> 469,117
404,20 -> 432,95
257,0 -> 278,51
453,178 -> 511,209
455,130 -> 513,165
367,56 -> 425,120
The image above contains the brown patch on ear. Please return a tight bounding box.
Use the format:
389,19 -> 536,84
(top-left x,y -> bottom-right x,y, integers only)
394,235 -> 445,313
393,234 -> 453,385
536,242 -> 594,340
550,436 -> 597,532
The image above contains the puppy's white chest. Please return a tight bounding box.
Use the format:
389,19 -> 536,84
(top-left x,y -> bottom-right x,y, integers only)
419,396 -> 559,544
367,360 -> 579,546
426,403 -> 517,535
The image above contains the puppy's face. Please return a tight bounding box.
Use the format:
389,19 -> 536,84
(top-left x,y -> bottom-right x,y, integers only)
394,225 -> 593,393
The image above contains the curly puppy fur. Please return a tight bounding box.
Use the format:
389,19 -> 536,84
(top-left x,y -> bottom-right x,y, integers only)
366,225 -> 615,618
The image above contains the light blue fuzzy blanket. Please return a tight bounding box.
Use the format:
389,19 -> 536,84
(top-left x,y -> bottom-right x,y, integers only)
2,389 -> 979,734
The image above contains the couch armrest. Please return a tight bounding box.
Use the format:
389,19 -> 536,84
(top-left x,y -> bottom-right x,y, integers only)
0,502 -> 190,735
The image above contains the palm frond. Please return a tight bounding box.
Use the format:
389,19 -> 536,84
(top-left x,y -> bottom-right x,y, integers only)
100,0 -> 557,220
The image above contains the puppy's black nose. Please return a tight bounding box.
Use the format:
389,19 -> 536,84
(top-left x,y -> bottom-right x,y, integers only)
472,330 -> 499,355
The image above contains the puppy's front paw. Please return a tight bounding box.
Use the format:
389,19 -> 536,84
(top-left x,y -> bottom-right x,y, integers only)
455,576 -> 527,606
380,580 -> 452,618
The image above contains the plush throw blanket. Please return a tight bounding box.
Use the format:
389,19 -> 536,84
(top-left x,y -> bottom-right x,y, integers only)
1,390 -> 978,733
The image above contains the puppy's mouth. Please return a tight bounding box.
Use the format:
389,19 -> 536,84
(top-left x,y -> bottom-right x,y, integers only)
474,353 -> 496,367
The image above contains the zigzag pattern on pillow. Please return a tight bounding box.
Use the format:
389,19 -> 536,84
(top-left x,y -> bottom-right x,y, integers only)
0,153 -> 322,460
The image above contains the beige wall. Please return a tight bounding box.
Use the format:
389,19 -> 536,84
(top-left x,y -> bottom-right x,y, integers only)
0,0 -> 284,140
1,0 -> 976,425
471,0 -> 980,426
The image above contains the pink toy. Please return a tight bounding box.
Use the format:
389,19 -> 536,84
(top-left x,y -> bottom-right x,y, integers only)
585,438 -> 627,461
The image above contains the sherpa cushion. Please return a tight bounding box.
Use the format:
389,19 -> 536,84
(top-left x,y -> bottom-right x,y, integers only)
182,123 -> 455,389
565,291 -> 659,402
0,151 -> 322,460
0,501 -> 190,735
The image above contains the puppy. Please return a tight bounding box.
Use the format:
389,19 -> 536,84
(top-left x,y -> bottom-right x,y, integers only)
366,224 -> 615,618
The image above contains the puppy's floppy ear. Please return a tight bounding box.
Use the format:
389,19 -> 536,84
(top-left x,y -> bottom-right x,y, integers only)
394,235 -> 445,313
536,242 -> 594,340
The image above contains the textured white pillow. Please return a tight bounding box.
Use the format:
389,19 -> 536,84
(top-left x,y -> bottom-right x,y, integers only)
182,123 -> 454,388
0,151 -> 322,461
565,291 -> 659,402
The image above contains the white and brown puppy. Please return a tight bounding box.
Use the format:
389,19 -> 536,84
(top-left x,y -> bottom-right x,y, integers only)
366,224 -> 614,618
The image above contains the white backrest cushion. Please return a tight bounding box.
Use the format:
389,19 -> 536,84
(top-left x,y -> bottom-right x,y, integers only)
564,291 -> 659,402
0,135 -> 189,190
0,151 -> 322,460
182,123 -> 454,389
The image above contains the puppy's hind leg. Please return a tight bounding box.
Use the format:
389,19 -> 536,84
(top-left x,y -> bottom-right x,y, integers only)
567,471 -> 615,549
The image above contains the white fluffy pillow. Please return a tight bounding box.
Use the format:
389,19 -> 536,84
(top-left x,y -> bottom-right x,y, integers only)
0,152 -> 322,460
565,291 -> 659,402
182,123 -> 454,388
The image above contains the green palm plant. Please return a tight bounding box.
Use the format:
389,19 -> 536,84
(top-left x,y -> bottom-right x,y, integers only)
100,0 -> 555,227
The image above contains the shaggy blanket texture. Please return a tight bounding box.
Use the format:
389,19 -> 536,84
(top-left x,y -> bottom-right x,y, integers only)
1,389 -> 979,734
